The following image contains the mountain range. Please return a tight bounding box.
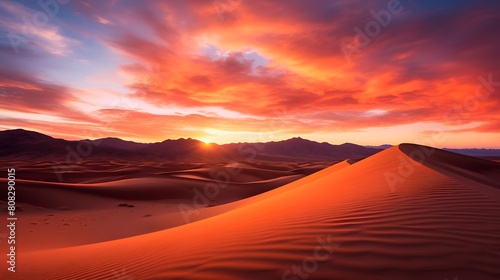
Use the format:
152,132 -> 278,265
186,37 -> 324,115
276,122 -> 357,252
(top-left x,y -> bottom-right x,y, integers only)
1,129 -> 499,162
0,129 -> 381,162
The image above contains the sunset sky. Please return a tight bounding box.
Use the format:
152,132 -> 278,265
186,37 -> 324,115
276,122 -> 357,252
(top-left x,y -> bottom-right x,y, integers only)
0,0 -> 499,148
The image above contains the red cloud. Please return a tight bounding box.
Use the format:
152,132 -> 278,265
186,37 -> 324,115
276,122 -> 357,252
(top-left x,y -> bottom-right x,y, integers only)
1,0 -> 499,146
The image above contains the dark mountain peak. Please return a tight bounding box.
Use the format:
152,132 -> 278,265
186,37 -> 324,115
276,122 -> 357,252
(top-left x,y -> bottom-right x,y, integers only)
96,137 -> 125,143
97,137 -> 142,144
161,138 -> 202,144
284,137 -> 316,144
99,137 -> 123,141
93,137 -> 146,151
444,148 -> 500,157
0,128 -> 54,142
340,142 -> 362,148
251,138 -> 380,160
365,144 -> 393,149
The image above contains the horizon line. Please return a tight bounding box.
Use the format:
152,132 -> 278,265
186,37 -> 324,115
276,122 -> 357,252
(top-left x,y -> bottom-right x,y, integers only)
1,128 -> 500,150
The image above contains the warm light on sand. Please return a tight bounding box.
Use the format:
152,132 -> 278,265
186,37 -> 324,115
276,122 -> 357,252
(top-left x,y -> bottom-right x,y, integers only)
15,144 -> 500,279
2,0 -> 500,278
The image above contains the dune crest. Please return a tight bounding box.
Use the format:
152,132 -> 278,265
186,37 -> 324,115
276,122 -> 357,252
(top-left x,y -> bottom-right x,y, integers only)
14,145 -> 500,279
399,143 -> 500,201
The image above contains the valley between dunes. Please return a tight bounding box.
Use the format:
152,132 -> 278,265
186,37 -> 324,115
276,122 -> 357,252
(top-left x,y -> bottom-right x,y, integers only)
3,144 -> 500,279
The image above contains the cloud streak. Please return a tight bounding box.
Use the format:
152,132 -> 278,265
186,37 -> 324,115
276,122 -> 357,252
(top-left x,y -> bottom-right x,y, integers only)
0,0 -> 499,147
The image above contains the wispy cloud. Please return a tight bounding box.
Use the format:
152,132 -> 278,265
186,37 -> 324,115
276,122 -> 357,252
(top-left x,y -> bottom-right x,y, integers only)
0,0 -> 499,147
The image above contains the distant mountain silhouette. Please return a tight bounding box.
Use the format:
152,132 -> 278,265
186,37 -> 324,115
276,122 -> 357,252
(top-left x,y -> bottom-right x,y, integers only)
91,137 -> 147,151
443,148 -> 500,158
223,138 -> 380,160
365,143 -> 500,159
0,129 -> 384,162
0,129 -> 54,143
365,144 -> 393,150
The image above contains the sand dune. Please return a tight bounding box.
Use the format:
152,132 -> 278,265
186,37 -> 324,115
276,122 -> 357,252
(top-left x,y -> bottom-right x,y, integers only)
400,143 -> 500,194
0,160 -> 332,251
10,144 -> 500,279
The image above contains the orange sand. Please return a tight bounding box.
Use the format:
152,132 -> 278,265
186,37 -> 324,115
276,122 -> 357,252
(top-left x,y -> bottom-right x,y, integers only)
2,145 -> 500,279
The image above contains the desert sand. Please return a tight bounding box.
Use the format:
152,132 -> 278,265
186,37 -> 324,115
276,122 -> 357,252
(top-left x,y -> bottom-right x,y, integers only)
0,160 -> 331,251
2,144 -> 500,279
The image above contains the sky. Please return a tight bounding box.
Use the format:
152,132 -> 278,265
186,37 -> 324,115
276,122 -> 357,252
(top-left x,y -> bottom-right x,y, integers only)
0,0 -> 499,148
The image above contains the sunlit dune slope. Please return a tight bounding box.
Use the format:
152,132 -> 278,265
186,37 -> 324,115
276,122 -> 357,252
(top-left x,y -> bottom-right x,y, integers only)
16,145 -> 500,280
2,161 -> 333,251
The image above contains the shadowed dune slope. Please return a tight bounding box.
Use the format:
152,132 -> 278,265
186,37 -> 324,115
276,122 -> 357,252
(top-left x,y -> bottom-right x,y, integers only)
16,145 -> 500,280
400,143 -> 500,189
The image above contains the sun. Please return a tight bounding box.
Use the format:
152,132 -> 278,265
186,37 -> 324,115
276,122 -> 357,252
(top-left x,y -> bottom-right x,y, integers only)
199,139 -> 213,148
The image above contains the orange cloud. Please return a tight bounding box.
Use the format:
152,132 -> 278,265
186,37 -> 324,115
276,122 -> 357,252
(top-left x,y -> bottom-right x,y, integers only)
1,0 -> 499,147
